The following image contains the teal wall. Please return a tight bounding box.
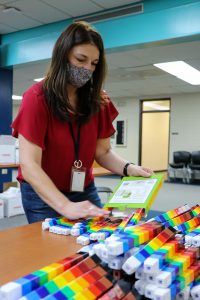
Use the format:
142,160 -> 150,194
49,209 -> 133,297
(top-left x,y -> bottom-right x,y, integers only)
1,0 -> 200,67
0,68 -> 12,134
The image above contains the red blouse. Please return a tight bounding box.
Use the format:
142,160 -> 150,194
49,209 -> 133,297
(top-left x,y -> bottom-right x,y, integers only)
12,82 -> 118,192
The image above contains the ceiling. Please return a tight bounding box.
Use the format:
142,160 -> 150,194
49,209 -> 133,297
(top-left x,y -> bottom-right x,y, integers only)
0,0 -> 140,34
0,0 -> 200,102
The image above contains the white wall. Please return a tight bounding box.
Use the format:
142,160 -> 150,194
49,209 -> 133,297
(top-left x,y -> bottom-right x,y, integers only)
113,92 -> 200,166
112,98 -> 139,164
13,92 -> 200,166
13,104 -> 20,120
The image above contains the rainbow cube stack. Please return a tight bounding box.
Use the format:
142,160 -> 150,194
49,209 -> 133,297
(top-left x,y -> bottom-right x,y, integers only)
0,254 -> 114,300
1,204 -> 200,300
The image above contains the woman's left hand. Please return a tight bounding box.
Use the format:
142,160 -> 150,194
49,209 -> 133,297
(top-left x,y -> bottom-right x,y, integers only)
127,164 -> 154,177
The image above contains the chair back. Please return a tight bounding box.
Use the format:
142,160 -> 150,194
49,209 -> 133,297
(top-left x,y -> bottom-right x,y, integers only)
191,151 -> 200,164
173,151 -> 191,165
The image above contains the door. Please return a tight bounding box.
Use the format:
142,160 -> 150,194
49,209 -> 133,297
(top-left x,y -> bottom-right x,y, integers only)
140,99 -> 170,171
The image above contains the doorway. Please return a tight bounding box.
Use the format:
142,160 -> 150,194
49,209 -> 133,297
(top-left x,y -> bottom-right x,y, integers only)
139,99 -> 170,171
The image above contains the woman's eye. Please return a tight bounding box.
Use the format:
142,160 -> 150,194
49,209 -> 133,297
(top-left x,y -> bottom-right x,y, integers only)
77,58 -> 85,62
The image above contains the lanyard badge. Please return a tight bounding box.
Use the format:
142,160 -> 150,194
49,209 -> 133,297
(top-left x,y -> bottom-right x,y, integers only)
68,119 -> 86,192
71,165 -> 86,192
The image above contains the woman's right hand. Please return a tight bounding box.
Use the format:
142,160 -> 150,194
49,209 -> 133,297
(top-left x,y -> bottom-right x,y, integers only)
100,90 -> 110,106
62,200 -> 109,220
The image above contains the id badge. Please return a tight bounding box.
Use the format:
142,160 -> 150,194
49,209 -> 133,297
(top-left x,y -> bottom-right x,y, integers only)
70,166 -> 86,192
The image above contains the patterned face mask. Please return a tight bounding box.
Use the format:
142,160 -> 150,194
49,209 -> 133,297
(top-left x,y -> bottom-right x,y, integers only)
66,62 -> 93,88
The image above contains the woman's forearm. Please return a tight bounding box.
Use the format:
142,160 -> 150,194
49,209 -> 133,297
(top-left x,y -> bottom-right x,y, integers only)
95,148 -> 153,177
95,148 -> 127,175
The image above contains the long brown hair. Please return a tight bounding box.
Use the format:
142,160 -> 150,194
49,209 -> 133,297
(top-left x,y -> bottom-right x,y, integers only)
43,21 -> 106,123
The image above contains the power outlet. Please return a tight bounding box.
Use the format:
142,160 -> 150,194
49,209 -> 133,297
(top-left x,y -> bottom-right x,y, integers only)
2,169 -> 8,175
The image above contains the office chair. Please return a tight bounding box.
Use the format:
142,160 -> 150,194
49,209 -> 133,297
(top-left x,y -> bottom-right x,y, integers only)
96,186 -> 113,204
168,151 -> 191,183
188,151 -> 200,183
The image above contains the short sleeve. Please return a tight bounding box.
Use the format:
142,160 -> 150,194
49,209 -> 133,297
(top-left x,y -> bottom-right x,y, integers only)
98,100 -> 119,138
11,85 -> 48,150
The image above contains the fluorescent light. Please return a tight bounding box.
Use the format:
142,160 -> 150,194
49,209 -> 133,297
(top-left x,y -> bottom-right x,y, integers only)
12,95 -> 22,100
154,61 -> 200,85
34,77 -> 44,82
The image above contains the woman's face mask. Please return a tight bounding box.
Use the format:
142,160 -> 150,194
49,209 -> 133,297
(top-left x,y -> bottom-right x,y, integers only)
66,62 -> 93,88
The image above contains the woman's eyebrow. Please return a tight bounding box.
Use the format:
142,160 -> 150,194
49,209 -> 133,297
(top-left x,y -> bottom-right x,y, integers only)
76,53 -> 86,57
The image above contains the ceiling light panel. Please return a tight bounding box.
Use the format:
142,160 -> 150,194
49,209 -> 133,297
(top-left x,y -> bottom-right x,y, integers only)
154,61 -> 200,85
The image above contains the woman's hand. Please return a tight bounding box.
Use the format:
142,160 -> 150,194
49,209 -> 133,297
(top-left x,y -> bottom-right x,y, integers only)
127,164 -> 154,177
62,200 -> 109,220
100,90 -> 110,106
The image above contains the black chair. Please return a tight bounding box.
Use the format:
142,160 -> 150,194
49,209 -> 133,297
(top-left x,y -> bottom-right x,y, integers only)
96,186 -> 113,204
168,151 -> 191,183
188,151 -> 200,183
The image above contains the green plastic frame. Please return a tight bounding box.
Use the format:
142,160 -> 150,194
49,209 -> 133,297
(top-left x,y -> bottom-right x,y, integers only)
104,174 -> 164,213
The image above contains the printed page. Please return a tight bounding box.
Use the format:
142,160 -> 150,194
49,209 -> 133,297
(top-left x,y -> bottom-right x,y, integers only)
109,179 -> 157,204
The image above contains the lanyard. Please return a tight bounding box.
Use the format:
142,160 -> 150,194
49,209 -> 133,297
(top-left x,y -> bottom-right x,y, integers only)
68,118 -> 82,168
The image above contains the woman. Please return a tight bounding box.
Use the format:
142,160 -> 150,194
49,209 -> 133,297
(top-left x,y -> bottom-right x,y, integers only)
12,21 -> 153,224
